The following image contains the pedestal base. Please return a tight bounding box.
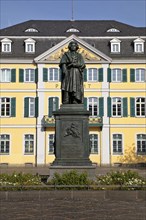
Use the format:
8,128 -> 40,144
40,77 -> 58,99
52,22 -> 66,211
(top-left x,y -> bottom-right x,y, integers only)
49,165 -> 96,180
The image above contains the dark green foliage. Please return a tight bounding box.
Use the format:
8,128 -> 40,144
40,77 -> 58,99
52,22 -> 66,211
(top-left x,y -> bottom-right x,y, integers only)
48,170 -> 91,186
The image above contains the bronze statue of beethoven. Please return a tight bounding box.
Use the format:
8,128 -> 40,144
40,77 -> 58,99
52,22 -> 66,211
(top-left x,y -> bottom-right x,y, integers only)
59,41 -> 85,104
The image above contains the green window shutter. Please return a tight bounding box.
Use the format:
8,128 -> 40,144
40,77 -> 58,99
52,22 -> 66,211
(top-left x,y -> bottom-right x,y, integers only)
107,97 -> 111,117
35,68 -> 38,83
35,97 -> 39,117
98,68 -> 103,82
59,69 -> 62,82
84,97 -> 87,110
107,68 -> 111,82
99,97 -> 104,117
130,69 -> 135,82
43,68 -> 48,82
55,97 -> 59,111
122,69 -> 127,82
19,69 -> 24,82
83,68 -> 87,82
11,98 -> 16,117
123,98 -> 128,117
130,98 -> 135,117
24,97 -> 29,117
11,69 -> 16,82
48,97 -> 53,117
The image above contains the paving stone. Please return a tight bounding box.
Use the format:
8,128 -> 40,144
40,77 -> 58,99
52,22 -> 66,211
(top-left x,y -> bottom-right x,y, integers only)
0,192 -> 146,220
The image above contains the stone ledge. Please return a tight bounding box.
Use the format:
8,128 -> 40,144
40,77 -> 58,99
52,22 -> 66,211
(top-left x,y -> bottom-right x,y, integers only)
0,191 -> 145,201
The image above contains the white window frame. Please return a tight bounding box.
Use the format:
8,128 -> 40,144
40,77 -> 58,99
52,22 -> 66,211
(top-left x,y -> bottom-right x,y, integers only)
24,134 -> 34,155
0,69 -> 11,82
48,134 -> 55,154
48,96 -> 59,117
1,38 -> 12,53
24,69 -> 35,82
29,97 -> 35,117
0,97 -> 11,117
135,68 -> 146,82
0,134 -> 10,154
24,38 -> 36,53
135,97 -> 146,117
134,38 -> 145,53
110,38 -> 121,53
112,97 -> 122,117
136,134 -> 146,154
87,68 -> 98,82
112,133 -> 123,155
48,68 -> 59,81
87,97 -> 98,117
89,134 -> 98,154
111,68 -> 122,82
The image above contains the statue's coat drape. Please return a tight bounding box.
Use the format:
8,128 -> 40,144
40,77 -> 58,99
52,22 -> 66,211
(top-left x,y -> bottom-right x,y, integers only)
59,51 -> 85,103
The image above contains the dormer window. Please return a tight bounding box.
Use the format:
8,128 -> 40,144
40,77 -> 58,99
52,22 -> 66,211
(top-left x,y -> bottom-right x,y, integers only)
1,38 -> 12,53
66,28 -> 80,33
24,38 -> 36,53
110,38 -> 121,53
107,28 -> 120,33
25,28 -> 38,32
134,38 -> 145,53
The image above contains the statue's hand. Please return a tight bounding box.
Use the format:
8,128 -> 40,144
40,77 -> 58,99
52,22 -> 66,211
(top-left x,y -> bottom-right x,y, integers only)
72,63 -> 79,68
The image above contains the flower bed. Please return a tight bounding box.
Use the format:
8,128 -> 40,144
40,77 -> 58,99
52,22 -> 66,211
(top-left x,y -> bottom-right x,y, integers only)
0,170 -> 146,191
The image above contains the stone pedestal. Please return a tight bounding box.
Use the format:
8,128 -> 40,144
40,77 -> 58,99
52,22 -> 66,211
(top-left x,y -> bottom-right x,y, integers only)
52,104 -> 92,166
49,165 -> 96,180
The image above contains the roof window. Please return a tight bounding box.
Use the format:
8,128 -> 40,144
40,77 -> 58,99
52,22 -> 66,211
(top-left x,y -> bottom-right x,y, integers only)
107,28 -> 120,33
66,28 -> 80,33
1,38 -> 12,53
25,28 -> 38,32
24,38 -> 36,53
134,38 -> 145,53
110,38 -> 121,53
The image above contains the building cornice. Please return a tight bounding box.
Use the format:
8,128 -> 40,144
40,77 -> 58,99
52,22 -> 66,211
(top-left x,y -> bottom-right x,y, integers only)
0,36 -> 146,39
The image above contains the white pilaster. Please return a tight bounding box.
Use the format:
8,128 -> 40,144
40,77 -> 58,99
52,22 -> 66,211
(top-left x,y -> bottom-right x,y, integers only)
101,64 -> 110,165
36,64 -> 45,165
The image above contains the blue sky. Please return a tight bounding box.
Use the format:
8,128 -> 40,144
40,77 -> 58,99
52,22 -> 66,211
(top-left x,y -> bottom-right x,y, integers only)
0,0 -> 146,29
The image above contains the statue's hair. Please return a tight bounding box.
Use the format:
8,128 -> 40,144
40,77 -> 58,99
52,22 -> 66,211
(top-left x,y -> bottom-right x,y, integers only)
68,41 -> 79,50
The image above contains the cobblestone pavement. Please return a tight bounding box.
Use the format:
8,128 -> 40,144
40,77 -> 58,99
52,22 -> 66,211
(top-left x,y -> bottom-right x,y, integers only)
0,191 -> 146,220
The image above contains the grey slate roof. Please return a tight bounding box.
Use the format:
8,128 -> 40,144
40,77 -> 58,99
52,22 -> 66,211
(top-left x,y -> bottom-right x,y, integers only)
0,20 -> 146,37
0,20 -> 146,60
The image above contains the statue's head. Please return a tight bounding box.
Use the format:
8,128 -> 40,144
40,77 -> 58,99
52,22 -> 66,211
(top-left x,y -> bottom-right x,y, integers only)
68,41 -> 79,51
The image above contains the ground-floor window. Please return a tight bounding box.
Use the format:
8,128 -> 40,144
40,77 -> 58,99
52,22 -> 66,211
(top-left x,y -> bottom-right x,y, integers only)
48,134 -> 54,154
137,134 -> 146,154
89,134 -> 98,154
0,134 -> 10,154
112,134 -> 123,154
24,134 -> 34,154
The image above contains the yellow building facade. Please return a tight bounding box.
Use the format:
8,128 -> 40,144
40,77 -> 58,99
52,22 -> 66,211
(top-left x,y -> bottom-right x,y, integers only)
0,21 -> 146,166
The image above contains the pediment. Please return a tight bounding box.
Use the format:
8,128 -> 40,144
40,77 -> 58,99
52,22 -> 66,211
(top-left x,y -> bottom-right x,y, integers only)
35,35 -> 112,63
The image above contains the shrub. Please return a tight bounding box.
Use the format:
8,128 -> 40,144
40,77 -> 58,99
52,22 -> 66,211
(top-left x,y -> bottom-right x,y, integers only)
96,170 -> 146,187
48,170 -> 91,188
0,172 -> 41,187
